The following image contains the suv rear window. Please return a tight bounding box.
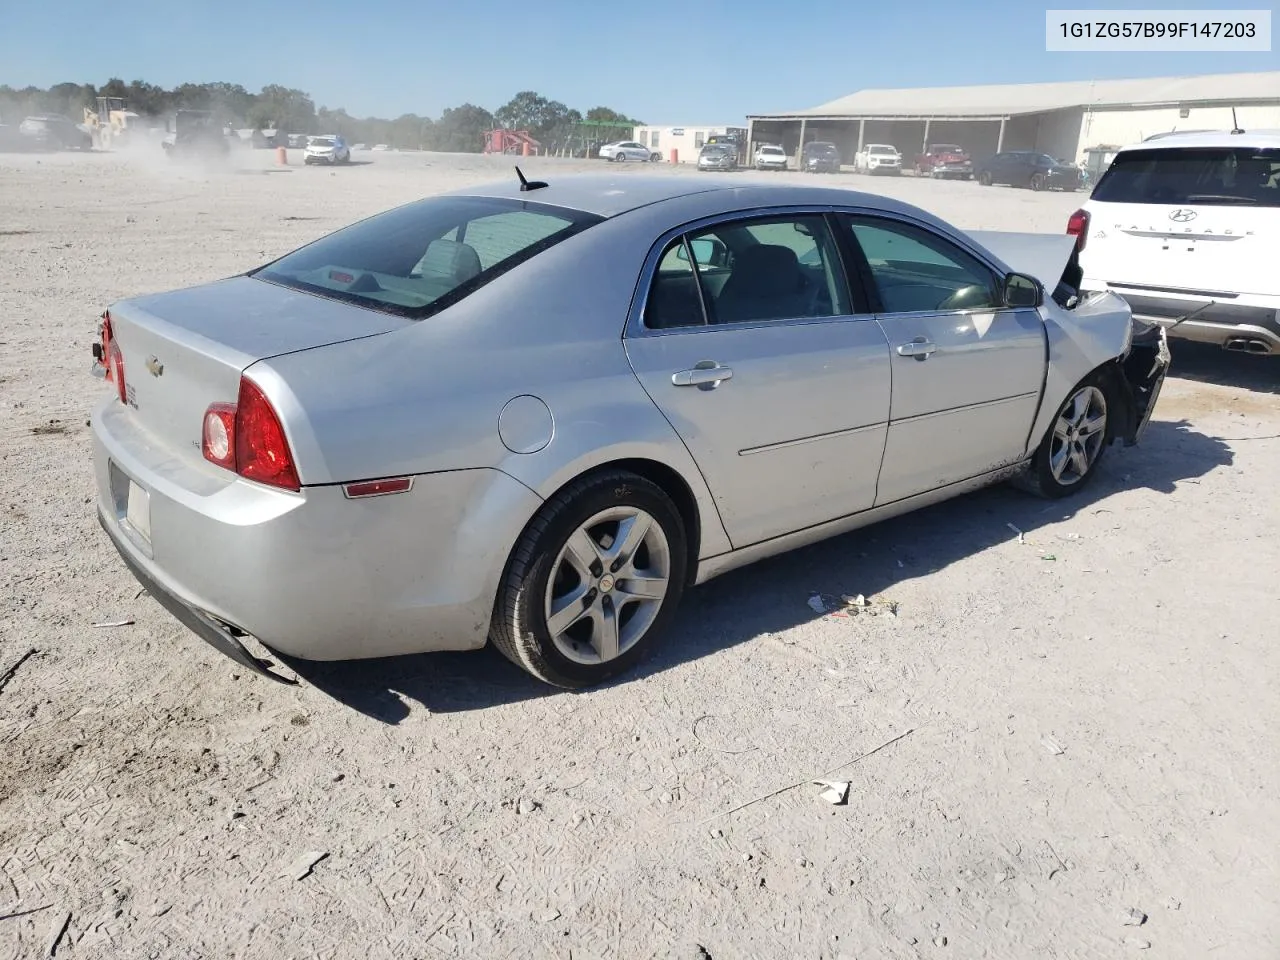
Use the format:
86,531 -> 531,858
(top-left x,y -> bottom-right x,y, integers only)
1092,147 -> 1280,207
252,196 -> 602,318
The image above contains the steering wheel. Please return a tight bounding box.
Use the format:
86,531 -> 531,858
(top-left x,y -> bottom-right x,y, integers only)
937,284 -> 992,311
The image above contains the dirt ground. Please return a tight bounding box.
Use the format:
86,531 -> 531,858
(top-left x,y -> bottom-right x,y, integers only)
1,148 -> 1278,960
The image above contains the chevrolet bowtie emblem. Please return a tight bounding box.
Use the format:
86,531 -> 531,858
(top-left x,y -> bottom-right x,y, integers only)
146,356 -> 164,377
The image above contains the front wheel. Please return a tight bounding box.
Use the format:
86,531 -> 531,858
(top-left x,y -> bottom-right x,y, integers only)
490,470 -> 688,688
1016,374 -> 1112,498
1030,173 -> 1046,191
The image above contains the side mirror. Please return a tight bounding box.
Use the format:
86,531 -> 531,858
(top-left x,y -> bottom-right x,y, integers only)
1003,272 -> 1043,308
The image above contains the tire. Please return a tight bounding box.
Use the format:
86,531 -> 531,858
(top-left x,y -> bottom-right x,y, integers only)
614,151 -> 625,162
978,171 -> 992,186
490,470 -> 689,689
1030,173 -> 1046,191
1015,370 -> 1113,499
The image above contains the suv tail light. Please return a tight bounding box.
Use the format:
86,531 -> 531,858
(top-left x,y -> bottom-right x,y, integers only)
1066,208 -> 1091,252
201,377 -> 300,491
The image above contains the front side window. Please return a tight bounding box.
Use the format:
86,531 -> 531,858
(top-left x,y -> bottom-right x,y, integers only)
844,216 -> 999,314
1092,147 -> 1280,207
643,215 -> 853,330
253,197 -> 601,319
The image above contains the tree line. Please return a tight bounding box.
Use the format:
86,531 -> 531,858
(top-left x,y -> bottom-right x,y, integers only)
0,79 -> 642,153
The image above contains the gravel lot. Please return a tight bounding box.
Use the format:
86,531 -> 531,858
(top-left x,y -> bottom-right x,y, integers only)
2,148 -> 1278,960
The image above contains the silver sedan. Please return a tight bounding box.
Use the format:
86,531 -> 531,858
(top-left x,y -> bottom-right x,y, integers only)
90,173 -> 1169,688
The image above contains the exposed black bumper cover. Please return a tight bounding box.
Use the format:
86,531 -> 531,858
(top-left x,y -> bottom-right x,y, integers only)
1113,320 -> 1171,446
97,512 -> 297,684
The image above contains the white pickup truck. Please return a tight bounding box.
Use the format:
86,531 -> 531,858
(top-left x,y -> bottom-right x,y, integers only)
854,144 -> 902,175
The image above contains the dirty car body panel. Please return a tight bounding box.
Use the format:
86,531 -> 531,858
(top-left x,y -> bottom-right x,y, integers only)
90,175 -> 1167,685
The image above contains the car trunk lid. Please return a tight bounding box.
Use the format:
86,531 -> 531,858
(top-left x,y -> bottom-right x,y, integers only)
99,275 -> 407,467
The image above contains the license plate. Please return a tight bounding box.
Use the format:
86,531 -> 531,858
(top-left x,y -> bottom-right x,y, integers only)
125,480 -> 151,542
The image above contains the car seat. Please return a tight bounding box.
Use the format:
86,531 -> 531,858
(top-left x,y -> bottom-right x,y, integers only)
714,244 -> 811,323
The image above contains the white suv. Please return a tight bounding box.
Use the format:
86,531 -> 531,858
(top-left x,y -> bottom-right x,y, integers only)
753,144 -> 788,170
1071,130 -> 1280,355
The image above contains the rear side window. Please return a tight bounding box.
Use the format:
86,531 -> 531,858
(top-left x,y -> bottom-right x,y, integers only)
252,197 -> 602,319
1093,147 -> 1280,207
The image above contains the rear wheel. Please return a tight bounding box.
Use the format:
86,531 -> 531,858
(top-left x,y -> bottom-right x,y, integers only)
614,151 -> 626,162
1016,372 -> 1112,498
1030,172 -> 1046,191
978,171 -> 992,186
490,470 -> 688,689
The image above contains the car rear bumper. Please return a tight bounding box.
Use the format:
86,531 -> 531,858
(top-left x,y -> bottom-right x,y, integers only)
1082,284 -> 1280,355
92,398 -> 542,665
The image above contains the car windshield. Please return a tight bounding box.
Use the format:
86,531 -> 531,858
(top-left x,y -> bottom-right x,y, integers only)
761,146 -> 783,154
933,145 -> 962,153
1092,147 -> 1280,207
807,143 -> 837,155
312,137 -> 335,146
252,196 -> 603,319
702,145 -> 728,155
870,146 -> 896,155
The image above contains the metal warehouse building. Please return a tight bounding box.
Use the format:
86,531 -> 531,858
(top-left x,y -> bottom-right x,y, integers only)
747,71 -> 1280,173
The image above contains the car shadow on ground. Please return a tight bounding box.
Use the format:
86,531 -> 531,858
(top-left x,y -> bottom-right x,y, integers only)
284,419 -> 1231,722
1168,342 -> 1280,395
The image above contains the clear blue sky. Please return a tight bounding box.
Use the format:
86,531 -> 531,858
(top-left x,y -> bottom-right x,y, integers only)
5,0 -> 1277,121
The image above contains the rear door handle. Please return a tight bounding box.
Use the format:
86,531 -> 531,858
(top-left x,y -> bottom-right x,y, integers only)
672,363 -> 734,387
896,339 -> 937,360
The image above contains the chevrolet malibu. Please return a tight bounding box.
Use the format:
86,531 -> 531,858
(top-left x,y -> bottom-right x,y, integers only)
91,174 -> 1168,689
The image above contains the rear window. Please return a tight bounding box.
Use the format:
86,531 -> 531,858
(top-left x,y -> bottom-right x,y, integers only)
1092,147 -> 1280,207
252,196 -> 602,318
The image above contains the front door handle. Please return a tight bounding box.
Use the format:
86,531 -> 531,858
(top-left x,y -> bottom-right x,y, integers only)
672,362 -> 734,387
896,338 -> 937,360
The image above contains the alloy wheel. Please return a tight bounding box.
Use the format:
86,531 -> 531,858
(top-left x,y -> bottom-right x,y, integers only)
1050,386 -> 1107,485
544,507 -> 671,665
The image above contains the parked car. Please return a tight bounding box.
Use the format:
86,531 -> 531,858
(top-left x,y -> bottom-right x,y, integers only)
854,144 -> 902,175
1071,129 -> 1280,355
304,135 -> 351,165
89,173 -> 1167,690
598,140 -> 653,162
753,144 -> 788,171
352,143 -> 369,151
976,151 -> 1081,191
18,115 -> 92,151
915,143 -> 972,179
801,141 -> 842,173
697,143 -> 738,172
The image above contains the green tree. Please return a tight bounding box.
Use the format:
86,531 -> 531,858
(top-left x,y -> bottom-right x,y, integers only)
431,103 -> 494,152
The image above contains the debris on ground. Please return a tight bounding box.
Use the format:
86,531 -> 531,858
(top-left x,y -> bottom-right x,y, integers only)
0,648 -> 38,696
516,798 -> 541,815
534,907 -> 561,923
807,595 -> 827,614
1120,908 -> 1147,926
44,910 -> 71,956
91,619 -> 135,629
1006,522 -> 1026,544
807,593 -> 900,620
842,594 -> 871,608
1124,937 -> 1151,949
1164,897 -> 1181,911
702,728 -> 915,823
813,780 -> 850,805
286,851 -> 329,881
1041,736 -> 1066,755
1041,554 -> 1057,562
933,935 -> 948,947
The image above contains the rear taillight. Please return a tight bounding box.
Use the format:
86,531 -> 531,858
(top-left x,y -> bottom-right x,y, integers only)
97,311 -> 128,404
201,378 -> 300,491
1066,208 -> 1090,252
201,403 -> 237,470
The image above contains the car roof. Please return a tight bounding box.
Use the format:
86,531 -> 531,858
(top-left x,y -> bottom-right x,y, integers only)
1120,130 -> 1280,152
446,173 -> 935,220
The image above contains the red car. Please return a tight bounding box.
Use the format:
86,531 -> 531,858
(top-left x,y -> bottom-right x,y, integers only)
914,143 -> 973,180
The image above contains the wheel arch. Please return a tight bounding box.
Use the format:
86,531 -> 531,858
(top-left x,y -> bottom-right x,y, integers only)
506,456 -> 712,588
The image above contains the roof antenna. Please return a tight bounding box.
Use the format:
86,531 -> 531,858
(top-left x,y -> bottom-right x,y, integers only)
1230,107 -> 1244,135
515,165 -> 548,192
